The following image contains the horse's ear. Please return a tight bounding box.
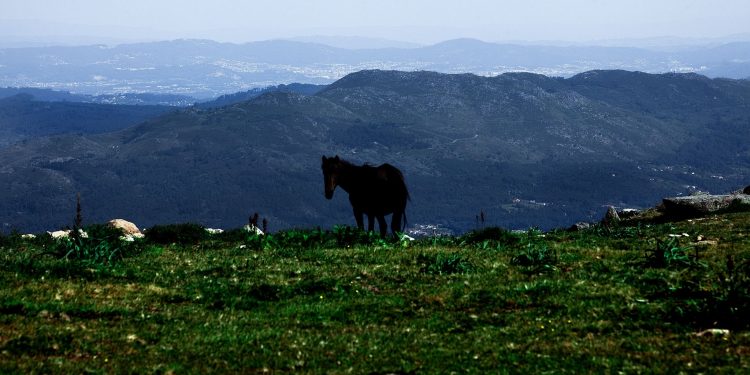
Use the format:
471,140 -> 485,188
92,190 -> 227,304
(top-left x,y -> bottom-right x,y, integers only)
334,155 -> 340,161
322,155 -> 327,162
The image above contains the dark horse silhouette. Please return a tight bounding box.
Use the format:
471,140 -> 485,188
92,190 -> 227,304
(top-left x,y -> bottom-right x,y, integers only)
321,155 -> 409,236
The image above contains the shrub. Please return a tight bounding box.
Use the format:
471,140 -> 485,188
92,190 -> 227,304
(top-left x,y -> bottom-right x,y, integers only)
145,223 -> 208,245
51,224 -> 137,265
511,241 -> 558,272
645,237 -> 693,268
460,227 -> 520,248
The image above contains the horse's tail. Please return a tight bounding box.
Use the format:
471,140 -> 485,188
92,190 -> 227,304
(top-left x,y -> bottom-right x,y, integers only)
401,176 -> 409,232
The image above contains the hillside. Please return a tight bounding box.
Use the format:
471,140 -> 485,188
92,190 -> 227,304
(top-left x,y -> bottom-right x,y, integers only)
0,70 -> 748,233
1,211 -> 749,372
0,94 -> 176,147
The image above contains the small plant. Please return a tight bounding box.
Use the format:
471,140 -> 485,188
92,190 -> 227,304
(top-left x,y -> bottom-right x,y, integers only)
475,209 -> 486,229
645,237 -> 693,267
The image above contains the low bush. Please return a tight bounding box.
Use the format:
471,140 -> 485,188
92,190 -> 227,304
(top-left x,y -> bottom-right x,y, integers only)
49,224 -> 138,265
145,223 -> 208,245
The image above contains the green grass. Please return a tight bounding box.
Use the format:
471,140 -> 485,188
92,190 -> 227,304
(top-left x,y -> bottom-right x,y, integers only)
2,214 -> 750,373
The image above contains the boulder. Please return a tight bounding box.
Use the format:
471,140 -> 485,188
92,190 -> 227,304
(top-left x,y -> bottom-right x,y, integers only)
108,219 -> 141,236
662,194 -> 750,217
602,206 -> 620,225
617,208 -> 641,219
47,229 -> 88,239
568,222 -> 591,231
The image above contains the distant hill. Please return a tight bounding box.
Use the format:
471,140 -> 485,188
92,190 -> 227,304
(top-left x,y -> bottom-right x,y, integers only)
0,70 -> 748,233
197,83 -> 327,109
0,94 -> 176,147
1,39 -> 749,97
0,87 -> 195,106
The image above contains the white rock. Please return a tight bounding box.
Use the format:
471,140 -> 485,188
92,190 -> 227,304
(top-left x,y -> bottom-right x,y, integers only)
48,230 -> 71,239
108,219 -> 141,236
243,224 -> 264,235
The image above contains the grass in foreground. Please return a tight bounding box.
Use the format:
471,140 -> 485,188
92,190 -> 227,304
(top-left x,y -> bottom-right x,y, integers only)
1,214 -> 750,373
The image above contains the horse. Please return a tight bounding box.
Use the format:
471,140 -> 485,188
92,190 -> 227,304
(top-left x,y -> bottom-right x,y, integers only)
321,155 -> 409,236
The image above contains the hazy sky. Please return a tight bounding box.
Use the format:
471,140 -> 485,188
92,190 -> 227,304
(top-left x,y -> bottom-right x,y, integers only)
3,0 -> 750,45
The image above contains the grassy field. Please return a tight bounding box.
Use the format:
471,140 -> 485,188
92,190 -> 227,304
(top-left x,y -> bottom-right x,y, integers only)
1,213 -> 750,374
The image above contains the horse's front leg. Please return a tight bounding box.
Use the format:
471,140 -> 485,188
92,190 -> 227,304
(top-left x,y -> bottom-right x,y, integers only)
353,208 -> 365,230
391,211 -> 403,236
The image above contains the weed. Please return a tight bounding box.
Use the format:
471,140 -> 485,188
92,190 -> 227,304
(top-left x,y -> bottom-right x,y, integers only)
645,237 -> 695,268
511,241 -> 558,272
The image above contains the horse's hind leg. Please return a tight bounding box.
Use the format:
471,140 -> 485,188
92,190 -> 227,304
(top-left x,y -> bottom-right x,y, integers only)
367,215 -> 375,232
377,215 -> 387,237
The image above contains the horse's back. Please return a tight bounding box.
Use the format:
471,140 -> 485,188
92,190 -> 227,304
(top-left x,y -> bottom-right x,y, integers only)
376,163 -> 409,204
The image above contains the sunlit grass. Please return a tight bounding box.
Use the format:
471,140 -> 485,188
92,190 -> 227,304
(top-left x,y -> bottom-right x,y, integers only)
1,214 -> 750,373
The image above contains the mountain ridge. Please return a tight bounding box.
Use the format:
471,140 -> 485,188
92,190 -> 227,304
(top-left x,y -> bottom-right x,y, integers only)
3,38 -> 750,98
0,69 -> 748,233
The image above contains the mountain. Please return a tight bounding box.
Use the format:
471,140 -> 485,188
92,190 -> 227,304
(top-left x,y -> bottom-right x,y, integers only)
2,39 -> 750,98
0,94 -> 176,147
284,36 -> 422,49
0,70 -> 748,234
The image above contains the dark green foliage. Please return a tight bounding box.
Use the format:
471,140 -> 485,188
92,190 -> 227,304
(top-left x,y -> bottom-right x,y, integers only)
330,225 -> 392,248
0,231 -> 24,248
270,228 -> 330,250
511,242 -> 558,270
240,226 -> 402,252
590,222 -> 646,239
2,212 -> 750,373
645,237 -> 694,268
460,226 -> 521,248
145,223 -> 208,245
643,256 -> 750,330
418,252 -> 474,275
47,224 -> 138,266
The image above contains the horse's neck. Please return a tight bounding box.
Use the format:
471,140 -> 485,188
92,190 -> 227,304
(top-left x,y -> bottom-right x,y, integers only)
337,164 -> 365,193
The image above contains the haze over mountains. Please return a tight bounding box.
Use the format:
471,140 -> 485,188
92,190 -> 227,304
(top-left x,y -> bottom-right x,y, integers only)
0,69 -> 748,234
2,38 -> 750,98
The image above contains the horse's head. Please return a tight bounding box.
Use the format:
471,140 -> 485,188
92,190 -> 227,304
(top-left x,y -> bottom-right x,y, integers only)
321,155 -> 341,200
